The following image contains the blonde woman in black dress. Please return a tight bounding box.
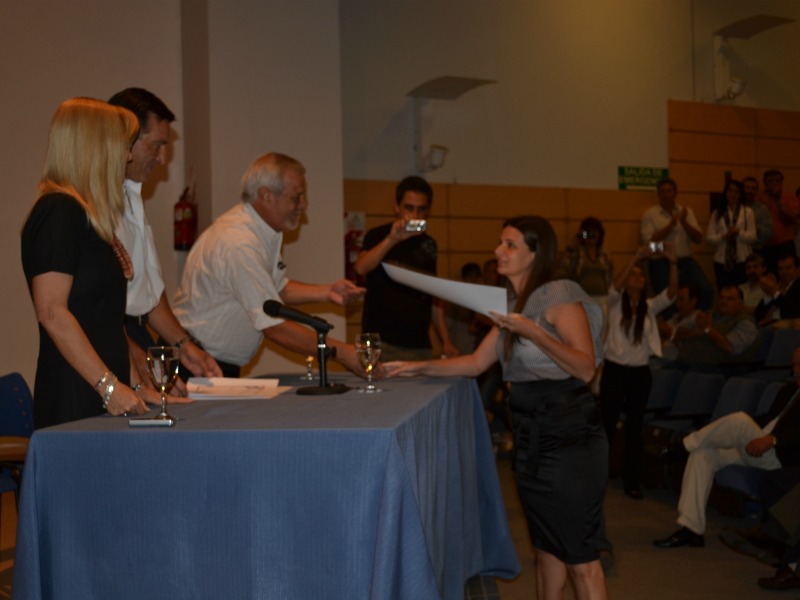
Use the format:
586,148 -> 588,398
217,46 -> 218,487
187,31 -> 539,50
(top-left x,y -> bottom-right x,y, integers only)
21,98 -> 149,427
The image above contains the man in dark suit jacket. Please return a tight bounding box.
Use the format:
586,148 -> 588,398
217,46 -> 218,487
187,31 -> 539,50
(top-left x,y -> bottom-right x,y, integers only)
755,254 -> 800,327
653,347 -> 800,548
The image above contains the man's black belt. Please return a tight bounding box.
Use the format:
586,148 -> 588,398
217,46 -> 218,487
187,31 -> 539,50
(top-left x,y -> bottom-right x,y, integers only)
125,314 -> 149,327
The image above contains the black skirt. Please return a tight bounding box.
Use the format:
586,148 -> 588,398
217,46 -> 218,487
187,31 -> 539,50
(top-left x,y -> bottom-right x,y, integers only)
510,378 -> 608,564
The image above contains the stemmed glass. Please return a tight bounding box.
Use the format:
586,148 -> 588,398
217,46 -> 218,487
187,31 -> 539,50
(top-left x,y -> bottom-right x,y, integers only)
146,346 -> 180,421
355,333 -> 382,393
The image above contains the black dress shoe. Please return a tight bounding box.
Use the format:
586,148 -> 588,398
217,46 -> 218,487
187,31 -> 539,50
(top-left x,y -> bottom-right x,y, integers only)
625,487 -> 644,500
758,566 -> 800,590
653,527 -> 704,548
719,527 -> 784,567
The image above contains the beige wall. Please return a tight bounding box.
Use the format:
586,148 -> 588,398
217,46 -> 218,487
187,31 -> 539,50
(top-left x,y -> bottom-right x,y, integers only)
2,1 -> 800,388
0,0 -> 346,384
339,1 -> 800,187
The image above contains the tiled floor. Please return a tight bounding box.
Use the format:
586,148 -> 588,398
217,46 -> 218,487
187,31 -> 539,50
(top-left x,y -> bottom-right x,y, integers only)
492,456 -> 788,600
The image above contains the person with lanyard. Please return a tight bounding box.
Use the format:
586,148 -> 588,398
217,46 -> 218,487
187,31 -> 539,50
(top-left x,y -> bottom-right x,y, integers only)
706,179 -> 756,289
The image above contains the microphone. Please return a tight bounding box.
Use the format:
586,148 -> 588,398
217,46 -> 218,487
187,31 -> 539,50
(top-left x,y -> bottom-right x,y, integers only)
263,300 -> 333,333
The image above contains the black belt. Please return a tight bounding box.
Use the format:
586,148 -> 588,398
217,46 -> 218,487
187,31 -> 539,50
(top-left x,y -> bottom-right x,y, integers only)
511,381 -> 590,476
125,314 -> 149,327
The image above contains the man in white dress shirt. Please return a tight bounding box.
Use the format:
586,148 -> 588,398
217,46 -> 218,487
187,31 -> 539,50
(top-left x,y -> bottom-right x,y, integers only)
108,88 -> 221,386
641,178 -> 714,310
172,152 -> 364,377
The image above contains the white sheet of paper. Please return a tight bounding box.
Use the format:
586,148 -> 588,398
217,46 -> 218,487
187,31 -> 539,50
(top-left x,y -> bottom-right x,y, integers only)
382,263 -> 507,316
186,377 -> 289,400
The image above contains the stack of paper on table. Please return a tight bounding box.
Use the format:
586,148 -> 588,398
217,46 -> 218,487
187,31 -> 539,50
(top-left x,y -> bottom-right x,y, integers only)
186,377 -> 289,400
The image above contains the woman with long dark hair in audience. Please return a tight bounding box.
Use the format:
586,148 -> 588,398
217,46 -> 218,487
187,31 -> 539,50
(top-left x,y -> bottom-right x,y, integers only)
385,216 -> 608,600
21,98 -> 151,427
600,244 -> 677,499
706,179 -> 756,289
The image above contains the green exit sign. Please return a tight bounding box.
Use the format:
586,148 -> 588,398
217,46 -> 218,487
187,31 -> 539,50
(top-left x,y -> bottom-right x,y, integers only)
618,166 -> 668,190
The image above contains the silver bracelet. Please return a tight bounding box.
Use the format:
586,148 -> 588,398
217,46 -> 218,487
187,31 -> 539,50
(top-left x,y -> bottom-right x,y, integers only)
101,375 -> 118,410
95,371 -> 112,391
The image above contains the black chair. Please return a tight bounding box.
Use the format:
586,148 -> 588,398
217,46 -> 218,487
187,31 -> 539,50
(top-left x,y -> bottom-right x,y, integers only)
647,372 -> 726,434
745,327 -> 800,382
0,372 -> 34,536
708,377 -> 766,421
643,368 -> 683,423
642,372 -> 725,489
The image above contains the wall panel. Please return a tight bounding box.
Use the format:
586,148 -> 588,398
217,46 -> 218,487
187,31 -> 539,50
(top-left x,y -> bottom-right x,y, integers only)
668,100 -> 756,135
669,131 -> 756,165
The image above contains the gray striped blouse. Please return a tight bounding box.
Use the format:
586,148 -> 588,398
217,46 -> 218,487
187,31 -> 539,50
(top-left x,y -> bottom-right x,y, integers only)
497,279 -> 604,382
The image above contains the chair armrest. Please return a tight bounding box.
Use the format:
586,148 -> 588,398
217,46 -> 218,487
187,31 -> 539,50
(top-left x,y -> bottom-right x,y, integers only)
0,436 -> 29,462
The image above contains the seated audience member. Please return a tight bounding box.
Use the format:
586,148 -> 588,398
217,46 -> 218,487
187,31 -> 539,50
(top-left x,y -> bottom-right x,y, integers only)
706,179 -> 755,290
760,169 -> 799,276
673,285 -> 761,372
444,262 -> 483,355
739,254 -> 767,315
754,253 -> 800,327
653,347 -> 800,549
742,176 -> 773,253
640,177 -> 714,310
172,153 -> 365,377
658,283 -> 700,362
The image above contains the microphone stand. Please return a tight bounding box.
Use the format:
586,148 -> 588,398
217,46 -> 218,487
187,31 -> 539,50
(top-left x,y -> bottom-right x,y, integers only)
297,329 -> 350,396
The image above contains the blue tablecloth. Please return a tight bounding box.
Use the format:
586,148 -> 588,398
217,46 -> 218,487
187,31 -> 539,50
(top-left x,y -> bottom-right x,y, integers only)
12,375 -> 519,599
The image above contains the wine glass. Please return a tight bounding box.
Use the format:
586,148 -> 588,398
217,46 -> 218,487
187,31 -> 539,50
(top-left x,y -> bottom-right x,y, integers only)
146,346 -> 180,421
355,333 -> 382,393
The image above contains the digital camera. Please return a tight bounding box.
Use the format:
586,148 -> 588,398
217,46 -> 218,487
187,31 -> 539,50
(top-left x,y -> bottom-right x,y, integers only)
405,219 -> 427,232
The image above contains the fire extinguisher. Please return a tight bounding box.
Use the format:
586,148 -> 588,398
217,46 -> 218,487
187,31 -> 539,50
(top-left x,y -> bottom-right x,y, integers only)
174,172 -> 197,250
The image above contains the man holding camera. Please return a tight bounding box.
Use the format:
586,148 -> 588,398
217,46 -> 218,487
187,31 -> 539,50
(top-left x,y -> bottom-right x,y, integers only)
354,176 -> 457,361
641,177 -> 714,310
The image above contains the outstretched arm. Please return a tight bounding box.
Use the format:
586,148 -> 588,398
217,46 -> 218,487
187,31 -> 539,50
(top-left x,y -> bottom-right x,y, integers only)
281,279 -> 365,306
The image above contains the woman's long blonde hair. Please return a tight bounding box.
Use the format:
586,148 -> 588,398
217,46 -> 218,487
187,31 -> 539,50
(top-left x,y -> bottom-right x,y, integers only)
37,97 -> 139,242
